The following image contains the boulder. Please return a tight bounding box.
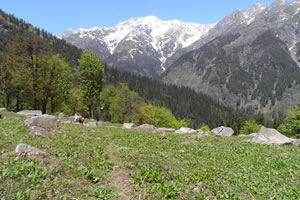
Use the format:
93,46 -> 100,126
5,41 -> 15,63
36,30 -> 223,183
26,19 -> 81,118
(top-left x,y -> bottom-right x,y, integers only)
211,126 -> 234,137
15,144 -> 50,158
0,107 -> 7,111
157,128 -> 176,133
122,123 -> 136,129
197,129 -> 204,135
251,127 -> 294,145
30,126 -> 48,136
25,114 -> 59,128
58,112 -> 68,118
134,124 -> 158,133
175,127 -> 197,134
17,110 -> 42,116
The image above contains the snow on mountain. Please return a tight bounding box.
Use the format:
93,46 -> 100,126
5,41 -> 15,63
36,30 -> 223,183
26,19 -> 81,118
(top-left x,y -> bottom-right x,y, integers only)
58,16 -> 214,75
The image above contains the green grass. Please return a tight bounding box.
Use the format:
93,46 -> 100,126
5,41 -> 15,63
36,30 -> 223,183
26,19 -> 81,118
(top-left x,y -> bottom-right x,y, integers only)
0,111 -> 299,199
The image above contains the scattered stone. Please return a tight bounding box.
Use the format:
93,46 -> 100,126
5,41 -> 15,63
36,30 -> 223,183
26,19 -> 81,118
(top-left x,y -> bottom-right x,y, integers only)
15,144 -> 50,158
238,134 -> 247,137
25,114 -> 59,128
0,108 -> 7,111
157,128 -> 176,133
58,112 -> 68,118
251,127 -> 294,145
175,127 -> 197,134
134,124 -> 158,133
61,120 -> 72,124
211,126 -> 234,137
291,139 -> 300,147
193,182 -> 203,193
122,123 -> 136,129
249,133 -> 258,137
30,126 -> 48,136
106,125 -> 118,129
17,110 -> 42,116
181,141 -> 191,145
85,122 -> 99,128
192,131 -> 210,138
160,132 -> 167,139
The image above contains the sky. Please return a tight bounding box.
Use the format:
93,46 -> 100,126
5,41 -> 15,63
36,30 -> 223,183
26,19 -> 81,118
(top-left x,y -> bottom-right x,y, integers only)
0,0 -> 289,35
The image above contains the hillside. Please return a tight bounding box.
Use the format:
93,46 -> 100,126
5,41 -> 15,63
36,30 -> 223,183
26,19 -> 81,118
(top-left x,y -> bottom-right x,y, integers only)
161,0 -> 300,114
0,9 -> 82,67
0,111 -> 299,199
0,9 -> 243,129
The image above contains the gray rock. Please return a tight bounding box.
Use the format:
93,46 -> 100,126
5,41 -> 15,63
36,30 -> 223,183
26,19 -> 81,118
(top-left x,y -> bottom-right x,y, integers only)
122,123 -> 136,129
251,127 -> 294,145
249,133 -> 258,137
175,127 -> 197,134
160,132 -> 167,139
25,114 -> 59,128
30,126 -> 48,136
197,129 -> 204,134
238,134 -> 247,137
15,144 -> 50,158
292,139 -> 300,147
106,125 -> 118,129
17,110 -> 42,116
61,120 -> 72,124
85,122 -> 99,128
181,141 -> 192,145
0,107 -> 7,111
157,128 -> 176,132
58,112 -> 68,118
211,126 -> 234,137
135,124 -> 158,133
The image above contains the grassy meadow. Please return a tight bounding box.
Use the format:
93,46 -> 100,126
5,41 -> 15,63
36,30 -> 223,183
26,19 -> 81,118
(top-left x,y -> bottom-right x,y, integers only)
0,111 -> 299,199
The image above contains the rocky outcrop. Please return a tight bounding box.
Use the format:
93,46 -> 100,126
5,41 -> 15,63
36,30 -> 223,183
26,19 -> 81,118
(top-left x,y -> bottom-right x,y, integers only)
251,127 -> 294,145
15,144 -> 50,158
25,114 -> 59,128
211,126 -> 234,137
17,110 -> 42,116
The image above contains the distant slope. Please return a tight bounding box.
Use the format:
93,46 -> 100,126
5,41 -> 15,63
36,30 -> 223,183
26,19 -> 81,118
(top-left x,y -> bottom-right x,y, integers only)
104,66 -> 239,128
0,9 -> 82,67
161,0 -> 300,114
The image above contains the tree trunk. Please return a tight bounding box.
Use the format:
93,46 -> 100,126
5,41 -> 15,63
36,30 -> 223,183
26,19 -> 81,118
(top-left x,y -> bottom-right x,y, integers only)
51,96 -> 55,114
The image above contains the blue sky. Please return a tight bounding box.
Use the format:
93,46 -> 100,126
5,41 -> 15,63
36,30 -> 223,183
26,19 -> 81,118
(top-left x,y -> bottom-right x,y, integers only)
0,0 -> 286,35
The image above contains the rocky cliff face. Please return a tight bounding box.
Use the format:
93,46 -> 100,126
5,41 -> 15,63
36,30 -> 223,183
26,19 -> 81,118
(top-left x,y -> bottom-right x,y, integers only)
161,0 -> 300,113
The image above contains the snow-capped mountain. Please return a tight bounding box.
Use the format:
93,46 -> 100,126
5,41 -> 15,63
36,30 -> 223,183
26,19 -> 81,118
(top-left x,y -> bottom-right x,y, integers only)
58,16 -> 214,78
161,0 -> 300,113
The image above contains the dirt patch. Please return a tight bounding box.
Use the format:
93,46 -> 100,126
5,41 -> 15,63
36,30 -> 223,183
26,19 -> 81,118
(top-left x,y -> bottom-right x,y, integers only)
105,142 -> 138,200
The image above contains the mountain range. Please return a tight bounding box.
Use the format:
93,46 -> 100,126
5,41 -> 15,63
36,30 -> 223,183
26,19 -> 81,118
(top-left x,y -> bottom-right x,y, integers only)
59,0 -> 300,113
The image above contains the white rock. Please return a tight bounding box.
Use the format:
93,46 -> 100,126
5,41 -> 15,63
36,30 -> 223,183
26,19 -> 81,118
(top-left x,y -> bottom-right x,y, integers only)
175,127 -> 197,134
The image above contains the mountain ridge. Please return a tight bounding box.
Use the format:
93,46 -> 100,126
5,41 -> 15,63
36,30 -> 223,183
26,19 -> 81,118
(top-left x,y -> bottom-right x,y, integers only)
58,16 -> 215,77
